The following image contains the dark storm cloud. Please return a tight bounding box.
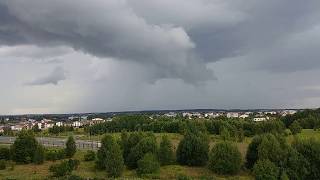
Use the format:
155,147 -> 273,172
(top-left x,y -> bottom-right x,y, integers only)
25,66 -> 66,86
1,0 -> 320,82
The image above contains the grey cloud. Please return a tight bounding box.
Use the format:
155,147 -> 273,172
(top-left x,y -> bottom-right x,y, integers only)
25,66 -> 66,86
0,0 -> 215,83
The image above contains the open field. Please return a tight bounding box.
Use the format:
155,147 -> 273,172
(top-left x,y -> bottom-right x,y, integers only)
0,129 -> 319,179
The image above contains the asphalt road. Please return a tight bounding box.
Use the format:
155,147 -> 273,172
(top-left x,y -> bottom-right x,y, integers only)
0,136 -> 101,150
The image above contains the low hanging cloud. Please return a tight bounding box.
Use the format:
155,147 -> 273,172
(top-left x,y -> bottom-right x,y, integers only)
25,66 -> 66,86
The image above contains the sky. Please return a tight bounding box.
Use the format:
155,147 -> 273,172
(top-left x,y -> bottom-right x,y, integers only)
1,0 -> 320,114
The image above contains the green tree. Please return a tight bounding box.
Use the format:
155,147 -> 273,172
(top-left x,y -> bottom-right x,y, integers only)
253,159 -> 279,180
208,142 -> 242,175
105,137 -> 124,177
220,127 -> 231,141
176,132 -> 209,166
65,136 -> 76,158
137,153 -> 160,176
96,135 -> 115,169
84,150 -> 95,161
245,135 -> 263,169
33,144 -> 45,164
159,135 -> 174,165
127,136 -> 158,169
11,131 -> 38,163
289,121 -> 302,135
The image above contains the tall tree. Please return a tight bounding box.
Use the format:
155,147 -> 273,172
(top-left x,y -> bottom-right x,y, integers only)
159,135 -> 174,165
11,131 -> 38,163
65,136 -> 77,158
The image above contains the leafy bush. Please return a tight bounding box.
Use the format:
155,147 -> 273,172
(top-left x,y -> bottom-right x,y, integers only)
45,149 -> 65,161
84,150 -> 95,161
65,136 -> 76,158
49,159 -> 79,177
0,160 -> 6,170
0,147 -> 11,160
293,138 -> 320,179
159,135 -> 174,165
253,159 -> 279,180
33,144 -> 45,164
289,121 -> 302,135
137,153 -> 160,176
209,142 -> 242,175
126,136 -> 158,169
176,132 -> 209,166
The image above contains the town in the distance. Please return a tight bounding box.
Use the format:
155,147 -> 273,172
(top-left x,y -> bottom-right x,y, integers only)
0,109 -> 299,133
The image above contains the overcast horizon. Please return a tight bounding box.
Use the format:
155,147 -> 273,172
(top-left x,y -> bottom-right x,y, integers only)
1,0 -> 320,115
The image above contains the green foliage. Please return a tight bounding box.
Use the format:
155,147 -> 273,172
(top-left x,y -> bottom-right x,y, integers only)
33,144 -> 45,164
65,136 -> 76,158
0,147 -> 11,160
0,160 -> 6,170
159,135 -> 174,165
208,142 -> 242,175
257,134 -> 287,167
124,132 -> 145,165
84,150 -> 95,161
284,147 -> 309,180
280,171 -> 289,180
10,131 -> 39,164
176,132 -> 209,166
220,127 -> 231,141
105,137 -> 124,177
49,159 -> 79,177
253,160 -> 279,180
127,136 -> 158,169
289,121 -> 302,135
96,135 -> 114,169
176,174 -> 193,180
45,149 -> 65,161
137,153 -> 160,176
293,138 -> 320,179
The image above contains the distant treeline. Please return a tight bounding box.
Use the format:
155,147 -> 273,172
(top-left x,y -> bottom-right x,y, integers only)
85,115 -> 286,137
282,108 -> 320,129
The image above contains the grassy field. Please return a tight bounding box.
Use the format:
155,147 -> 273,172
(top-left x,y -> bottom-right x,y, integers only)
1,129 -> 319,179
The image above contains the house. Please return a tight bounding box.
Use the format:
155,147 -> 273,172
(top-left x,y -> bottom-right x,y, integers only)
55,122 -> 64,127
205,112 -> 222,118
90,118 -> 105,125
72,121 -> 83,128
253,116 -> 270,122
164,112 -> 177,118
239,114 -> 249,119
227,112 -> 239,118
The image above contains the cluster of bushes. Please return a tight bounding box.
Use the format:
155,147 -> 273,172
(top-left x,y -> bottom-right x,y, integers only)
246,133 -> 320,179
95,131 -> 175,178
48,125 -> 74,135
0,131 -> 77,168
282,108 -> 320,130
49,159 -> 80,177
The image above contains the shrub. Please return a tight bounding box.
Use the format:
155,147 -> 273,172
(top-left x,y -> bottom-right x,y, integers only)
65,136 -> 76,158
209,142 -> 242,175
45,149 -> 65,161
159,135 -> 174,165
127,136 -> 158,169
10,131 -> 39,164
95,135 -> 124,177
253,160 -> 279,180
176,174 -> 193,180
49,159 -> 79,177
137,153 -> 160,176
84,150 -> 95,161
293,138 -> 320,179
176,133 -> 209,166
289,121 -> 302,135
33,144 -> 45,164
124,132 -> 145,164
245,135 -> 262,169
0,147 -> 11,160
105,138 -> 124,177
0,160 -> 6,170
